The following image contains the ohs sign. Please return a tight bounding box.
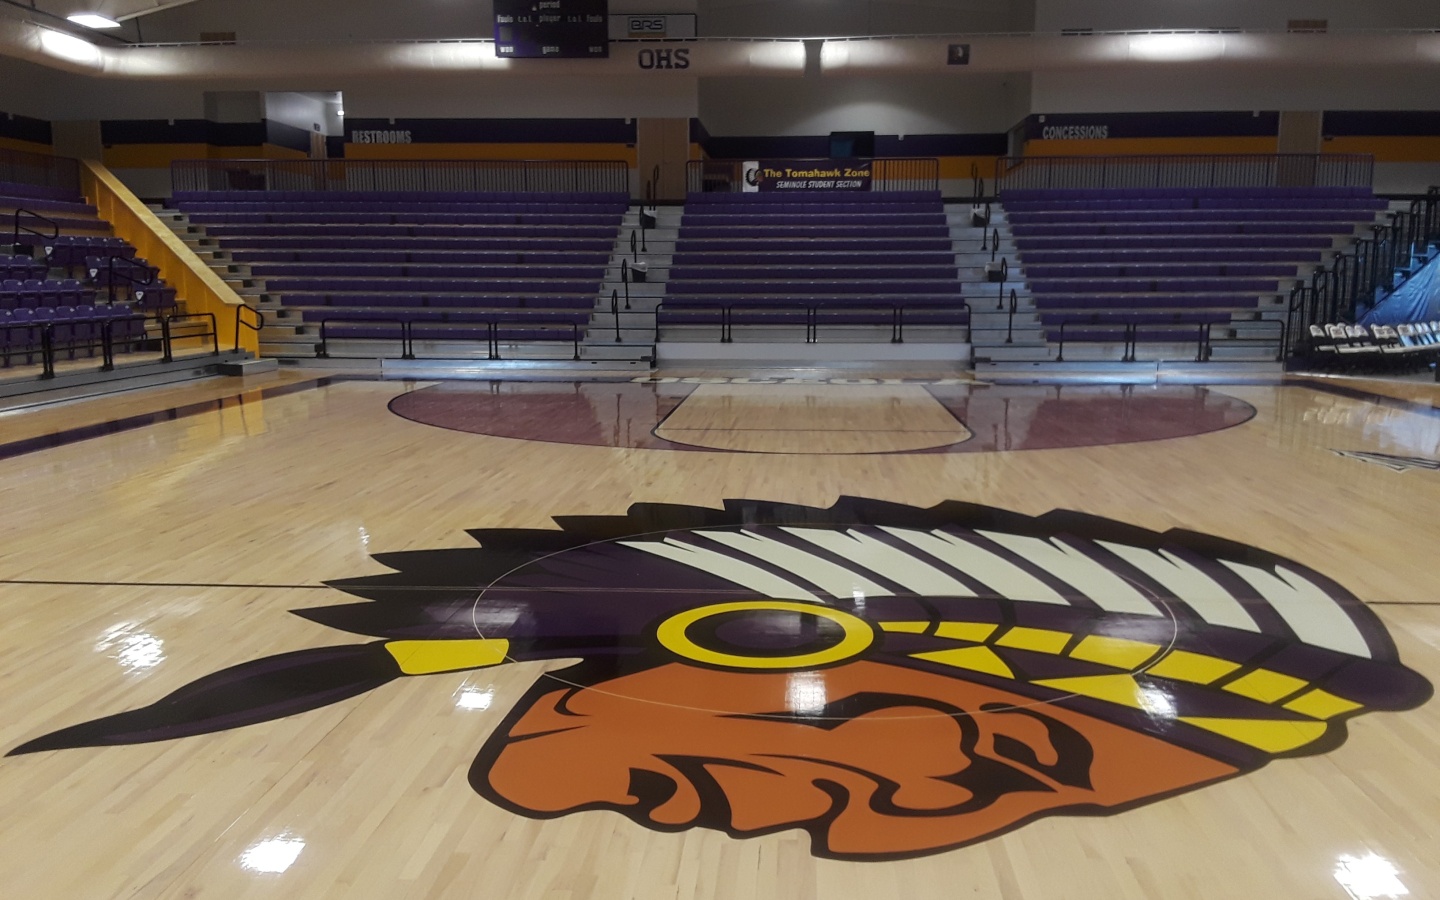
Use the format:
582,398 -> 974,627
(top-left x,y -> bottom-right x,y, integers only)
637,47 -> 690,70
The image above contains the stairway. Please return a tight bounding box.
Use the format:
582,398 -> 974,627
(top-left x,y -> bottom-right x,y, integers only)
579,203 -> 673,364
948,202 -> 1046,368
149,203 -> 291,354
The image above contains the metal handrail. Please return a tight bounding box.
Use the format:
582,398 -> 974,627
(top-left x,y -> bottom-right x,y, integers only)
995,257 -> 1008,310
1218,317 -> 1288,362
1006,288 -> 1018,344
160,312 -> 220,361
233,304 -> 265,353
0,148 -> 81,193
100,255 -> 156,305
317,316 -> 412,359
315,314 -> 585,361
11,208 -> 58,254
620,258 -> 631,310
654,300 -> 972,345
3,311 -> 147,377
994,153 -> 1375,192
1055,316 -> 1212,363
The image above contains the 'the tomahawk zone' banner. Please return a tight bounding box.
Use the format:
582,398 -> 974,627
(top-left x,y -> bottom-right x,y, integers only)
742,159 -> 873,192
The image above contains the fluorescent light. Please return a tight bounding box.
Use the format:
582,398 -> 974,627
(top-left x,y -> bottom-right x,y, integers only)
1128,33 -> 1221,62
40,28 -> 101,64
67,13 -> 121,29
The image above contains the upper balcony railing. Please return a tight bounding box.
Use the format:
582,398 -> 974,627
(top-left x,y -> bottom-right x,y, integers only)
0,147 -> 81,194
171,158 -> 631,195
995,153 -> 1375,192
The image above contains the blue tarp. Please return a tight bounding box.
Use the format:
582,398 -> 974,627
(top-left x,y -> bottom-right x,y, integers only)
1360,253 -> 1440,325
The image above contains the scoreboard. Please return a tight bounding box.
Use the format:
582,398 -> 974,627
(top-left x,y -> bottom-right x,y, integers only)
494,0 -> 609,59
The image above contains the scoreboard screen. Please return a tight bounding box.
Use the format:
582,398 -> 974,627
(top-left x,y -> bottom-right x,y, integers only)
494,0 -> 609,59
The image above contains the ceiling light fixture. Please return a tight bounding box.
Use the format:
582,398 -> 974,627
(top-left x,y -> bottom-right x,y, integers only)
66,14 -> 122,29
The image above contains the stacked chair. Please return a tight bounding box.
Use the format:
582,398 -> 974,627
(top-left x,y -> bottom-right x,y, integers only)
1304,320 -> 1440,372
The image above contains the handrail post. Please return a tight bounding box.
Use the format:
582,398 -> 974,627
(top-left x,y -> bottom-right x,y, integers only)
620,258 -> 631,310
996,257 -> 1008,311
160,315 -> 174,363
572,322 -> 580,361
1006,288 -> 1017,344
102,320 -> 118,371
40,324 -> 55,378
611,288 -> 621,343
1056,321 -> 1066,362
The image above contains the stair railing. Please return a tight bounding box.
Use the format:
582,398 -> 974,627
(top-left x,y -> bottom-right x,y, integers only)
103,255 -> 156,306
233,303 -> 265,353
10,208 -> 58,255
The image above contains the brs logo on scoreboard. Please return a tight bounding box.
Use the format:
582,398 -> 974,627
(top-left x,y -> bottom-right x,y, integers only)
627,16 -> 666,37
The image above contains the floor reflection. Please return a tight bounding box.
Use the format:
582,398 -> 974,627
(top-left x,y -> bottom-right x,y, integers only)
388,380 -> 1256,454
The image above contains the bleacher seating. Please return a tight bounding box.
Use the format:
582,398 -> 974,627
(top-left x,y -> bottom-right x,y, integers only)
0,180 -> 174,371
1004,187 -> 1386,359
659,190 -> 969,340
168,190 -> 628,353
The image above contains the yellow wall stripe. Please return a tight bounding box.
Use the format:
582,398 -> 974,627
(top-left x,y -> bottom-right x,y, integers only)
0,136 -> 51,155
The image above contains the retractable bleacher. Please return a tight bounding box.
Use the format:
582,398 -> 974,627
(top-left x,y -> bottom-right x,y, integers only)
169,190 -> 628,359
659,190 -> 970,346
1004,186 -> 1386,362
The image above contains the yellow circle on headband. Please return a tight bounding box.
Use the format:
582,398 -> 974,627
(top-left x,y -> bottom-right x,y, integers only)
656,600 -> 875,670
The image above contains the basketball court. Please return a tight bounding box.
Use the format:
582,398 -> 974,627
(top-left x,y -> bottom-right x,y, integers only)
0,368 -> 1436,899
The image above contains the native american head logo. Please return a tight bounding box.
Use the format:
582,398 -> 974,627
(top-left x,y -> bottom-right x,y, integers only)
12,499 -> 1430,860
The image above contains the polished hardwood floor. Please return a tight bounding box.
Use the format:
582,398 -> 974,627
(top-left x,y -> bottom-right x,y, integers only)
0,369 -> 1436,900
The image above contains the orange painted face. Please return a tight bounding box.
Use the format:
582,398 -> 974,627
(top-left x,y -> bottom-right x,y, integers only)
481,661 -> 1238,859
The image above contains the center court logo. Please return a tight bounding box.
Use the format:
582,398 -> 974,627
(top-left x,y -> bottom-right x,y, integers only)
11,499 -> 1429,860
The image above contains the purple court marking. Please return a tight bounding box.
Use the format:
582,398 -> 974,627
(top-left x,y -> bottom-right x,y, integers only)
386,380 -> 1257,454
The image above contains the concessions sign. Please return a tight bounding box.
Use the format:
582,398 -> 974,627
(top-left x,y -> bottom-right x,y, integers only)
742,159 -> 873,192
